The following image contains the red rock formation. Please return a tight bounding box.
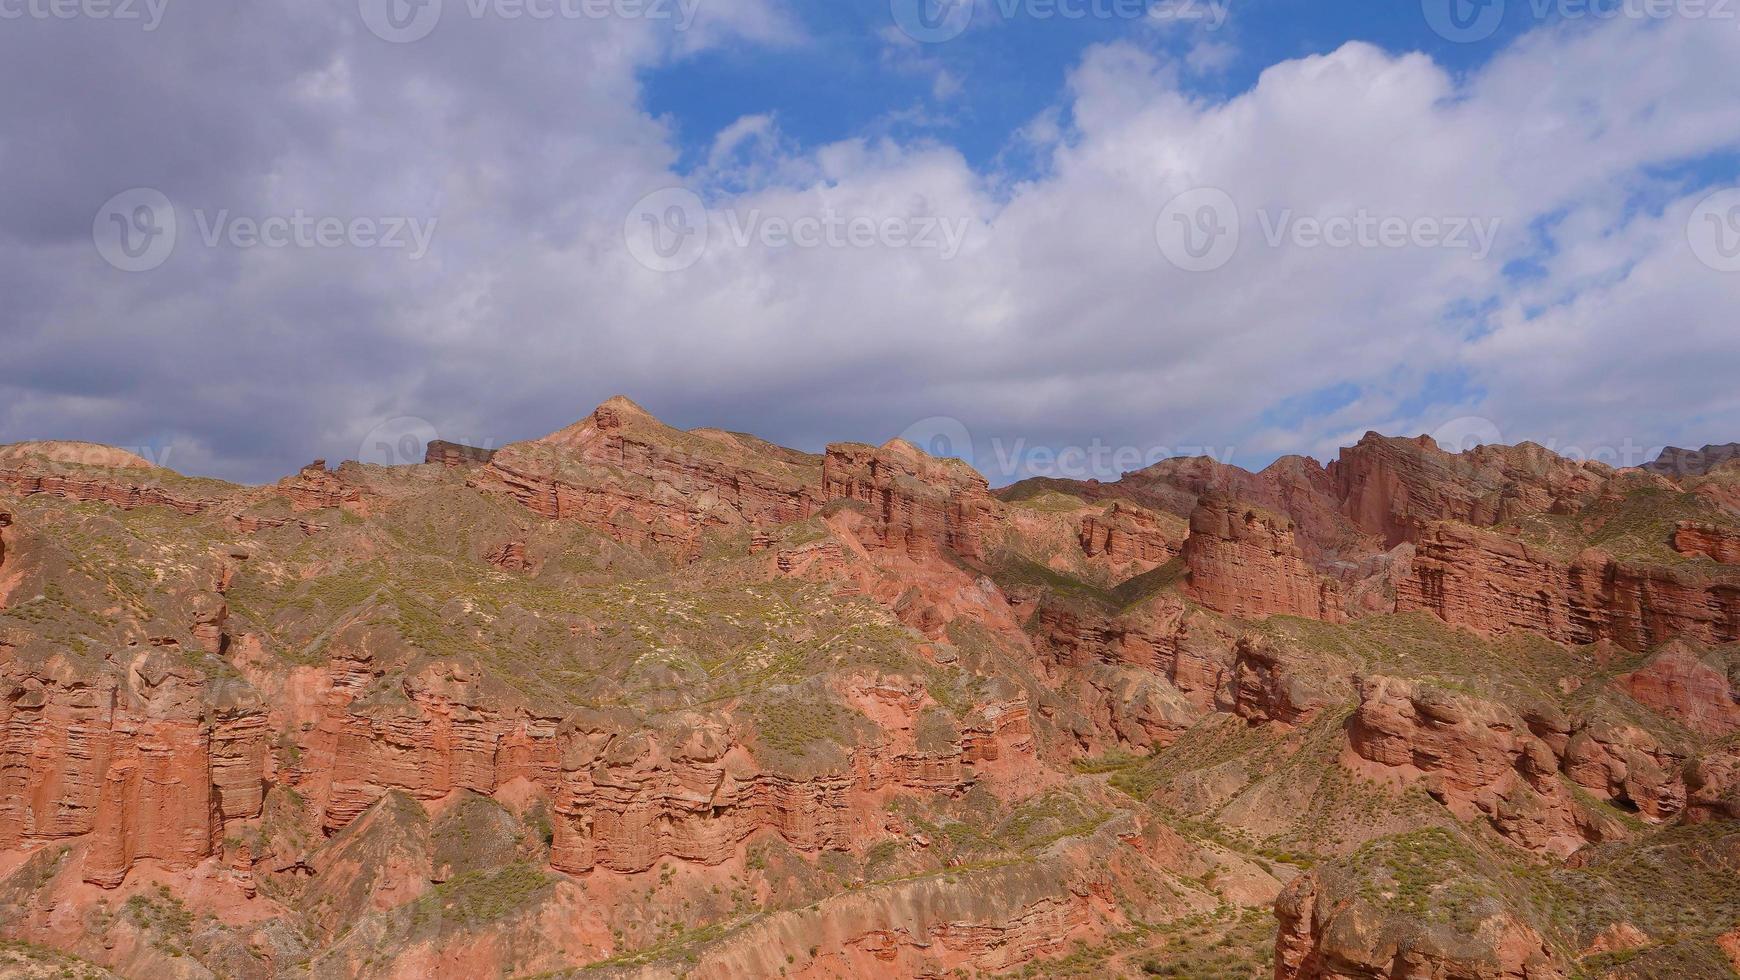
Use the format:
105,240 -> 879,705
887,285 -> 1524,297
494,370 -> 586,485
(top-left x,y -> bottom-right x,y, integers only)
821,440 -> 999,561
0,468 -> 216,515
276,460 -> 368,513
1330,432 -> 1604,548
295,654 -> 563,834
1683,750 -> 1740,823
478,398 -> 819,556
1620,643 -> 1740,736
1399,522 -> 1740,650
1182,493 -> 1343,622
1274,869 -> 1568,980
1345,676 -> 1620,854
487,541 -> 532,571
1674,520 -> 1740,564
425,440 -> 496,468
1226,638 -> 1347,726
1077,502 -> 1180,570
0,648 -> 269,888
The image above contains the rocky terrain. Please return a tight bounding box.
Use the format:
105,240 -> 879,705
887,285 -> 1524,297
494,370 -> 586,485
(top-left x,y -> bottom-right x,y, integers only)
2,399 -> 1739,978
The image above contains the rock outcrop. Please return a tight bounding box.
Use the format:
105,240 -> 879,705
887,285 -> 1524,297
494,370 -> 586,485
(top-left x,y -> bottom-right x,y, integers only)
275,461 -> 369,513
0,648 -> 268,887
477,398 -> 820,556
1645,443 -> 1740,478
1182,493 -> 1342,622
424,440 -> 496,468
1399,522 -> 1740,650
821,440 -> 1000,561
1274,863 -> 1568,980
1330,432 -> 1604,549
1674,520 -> 1740,564
1619,642 -> 1740,736
1344,676 -> 1622,854
1077,501 -> 1180,570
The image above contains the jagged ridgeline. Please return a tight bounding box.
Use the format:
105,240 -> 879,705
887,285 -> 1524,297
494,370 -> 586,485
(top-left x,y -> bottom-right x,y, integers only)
2,401 -> 1739,978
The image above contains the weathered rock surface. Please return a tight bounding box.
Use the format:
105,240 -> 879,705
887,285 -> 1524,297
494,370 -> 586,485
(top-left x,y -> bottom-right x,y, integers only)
1274,864 -> 1568,980
1183,493 -> 1343,622
477,397 -> 820,555
424,440 -> 496,468
1645,443 -> 1740,478
1674,520 -> 1740,564
821,439 -> 1000,561
1330,432 -> 1605,549
1077,501 -> 1181,570
1399,522 -> 1740,650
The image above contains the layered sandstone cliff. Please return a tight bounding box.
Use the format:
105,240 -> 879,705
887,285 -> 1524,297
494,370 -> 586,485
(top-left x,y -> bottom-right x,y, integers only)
1182,493 -> 1343,621
476,398 -> 820,556
1077,501 -> 1180,570
1675,520 -> 1740,564
1398,522 -> 1740,650
821,440 -> 1000,561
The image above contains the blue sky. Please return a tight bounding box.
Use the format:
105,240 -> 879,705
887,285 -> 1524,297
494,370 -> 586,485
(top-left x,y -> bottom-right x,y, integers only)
646,0 -> 1546,174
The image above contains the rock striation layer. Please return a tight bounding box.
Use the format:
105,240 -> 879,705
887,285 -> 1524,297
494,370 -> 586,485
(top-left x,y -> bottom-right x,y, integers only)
1399,522 -> 1740,650
1182,493 -> 1342,621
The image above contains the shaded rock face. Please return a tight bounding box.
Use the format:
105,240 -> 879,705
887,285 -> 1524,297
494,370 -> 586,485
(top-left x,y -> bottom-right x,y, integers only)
1273,868 -> 1568,980
1675,520 -> 1740,564
1078,501 -> 1180,570
1182,493 -> 1343,622
1329,432 -> 1605,550
1398,522 -> 1740,650
424,440 -> 496,468
821,440 -> 1000,561
1645,443 -> 1740,478
1227,638 -> 1347,726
